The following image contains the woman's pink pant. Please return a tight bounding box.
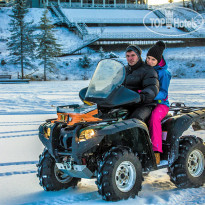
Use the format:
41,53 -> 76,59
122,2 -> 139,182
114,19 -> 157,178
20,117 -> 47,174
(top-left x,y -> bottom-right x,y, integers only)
149,104 -> 169,153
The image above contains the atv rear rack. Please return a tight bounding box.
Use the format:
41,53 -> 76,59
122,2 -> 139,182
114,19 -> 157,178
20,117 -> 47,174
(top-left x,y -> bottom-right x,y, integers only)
169,102 -> 205,131
169,102 -> 205,115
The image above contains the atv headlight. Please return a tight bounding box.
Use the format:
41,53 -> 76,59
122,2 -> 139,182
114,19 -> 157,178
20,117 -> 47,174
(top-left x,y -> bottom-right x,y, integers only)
79,129 -> 96,142
44,127 -> 51,139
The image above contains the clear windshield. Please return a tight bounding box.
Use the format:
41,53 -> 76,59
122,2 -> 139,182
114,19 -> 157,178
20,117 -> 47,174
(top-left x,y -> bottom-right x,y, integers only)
85,59 -> 126,99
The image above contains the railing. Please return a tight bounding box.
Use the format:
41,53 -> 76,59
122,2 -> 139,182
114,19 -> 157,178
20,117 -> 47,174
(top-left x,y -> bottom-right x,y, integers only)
49,3 -> 100,53
160,7 -> 204,36
98,32 -> 199,39
58,2 -> 148,9
67,17 -> 154,24
50,3 -> 92,36
152,8 -> 193,35
82,23 -> 89,34
65,35 -> 99,54
50,3 -> 64,22
0,75 -> 12,79
50,3 -> 74,27
172,8 -> 198,32
153,9 -> 165,19
83,34 -> 99,41
77,23 -> 89,35
74,22 -> 84,35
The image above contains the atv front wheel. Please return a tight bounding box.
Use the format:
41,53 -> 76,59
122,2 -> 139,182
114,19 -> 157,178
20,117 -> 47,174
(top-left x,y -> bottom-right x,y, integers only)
169,136 -> 205,188
97,147 -> 142,201
37,149 -> 80,191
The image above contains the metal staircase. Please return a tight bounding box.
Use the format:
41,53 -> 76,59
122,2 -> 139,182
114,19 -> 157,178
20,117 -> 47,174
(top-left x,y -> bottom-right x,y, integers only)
153,7 -> 204,37
172,8 -> 195,32
172,8 -> 204,37
50,3 -> 71,26
49,3 -> 99,54
62,35 -> 100,55
153,9 -> 165,19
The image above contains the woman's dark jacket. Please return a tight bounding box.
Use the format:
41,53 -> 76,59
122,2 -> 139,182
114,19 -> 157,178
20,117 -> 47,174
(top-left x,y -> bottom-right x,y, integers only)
123,60 -> 159,106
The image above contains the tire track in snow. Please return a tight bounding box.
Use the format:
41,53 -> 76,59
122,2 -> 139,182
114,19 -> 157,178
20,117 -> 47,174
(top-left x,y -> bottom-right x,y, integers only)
0,123 -> 40,126
0,129 -> 37,134
0,133 -> 38,139
0,129 -> 38,139
0,121 -> 43,124
0,161 -> 38,166
0,170 -> 37,177
0,161 -> 38,177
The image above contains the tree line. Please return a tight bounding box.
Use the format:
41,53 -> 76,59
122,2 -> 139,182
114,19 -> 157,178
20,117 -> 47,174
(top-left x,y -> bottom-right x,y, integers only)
7,0 -> 61,81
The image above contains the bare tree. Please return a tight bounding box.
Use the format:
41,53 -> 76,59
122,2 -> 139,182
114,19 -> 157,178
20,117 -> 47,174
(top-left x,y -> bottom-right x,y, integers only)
190,0 -> 196,10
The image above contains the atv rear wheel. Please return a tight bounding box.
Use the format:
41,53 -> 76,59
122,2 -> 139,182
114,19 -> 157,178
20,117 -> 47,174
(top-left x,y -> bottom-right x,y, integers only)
97,147 -> 142,201
37,149 -> 80,191
169,136 -> 205,188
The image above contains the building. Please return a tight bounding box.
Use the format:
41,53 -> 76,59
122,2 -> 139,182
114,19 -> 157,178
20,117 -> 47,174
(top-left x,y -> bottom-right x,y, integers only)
0,0 -> 9,7
26,0 -> 45,8
26,0 -> 148,9
0,0 -> 44,7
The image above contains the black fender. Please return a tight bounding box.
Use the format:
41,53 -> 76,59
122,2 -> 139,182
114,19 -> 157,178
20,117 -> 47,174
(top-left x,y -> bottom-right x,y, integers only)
73,118 -> 157,170
162,109 -> 205,165
39,122 -> 63,160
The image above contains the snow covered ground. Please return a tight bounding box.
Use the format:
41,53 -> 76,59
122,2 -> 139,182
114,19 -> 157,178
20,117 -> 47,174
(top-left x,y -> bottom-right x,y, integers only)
0,80 -> 205,205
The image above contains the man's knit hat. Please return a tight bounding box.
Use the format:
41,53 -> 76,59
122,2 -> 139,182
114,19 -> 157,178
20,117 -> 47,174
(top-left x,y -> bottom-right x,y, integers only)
147,41 -> 166,63
126,45 -> 142,57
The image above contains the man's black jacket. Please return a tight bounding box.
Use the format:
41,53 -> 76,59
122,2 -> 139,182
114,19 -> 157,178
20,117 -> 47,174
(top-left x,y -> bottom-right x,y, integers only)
124,60 -> 159,106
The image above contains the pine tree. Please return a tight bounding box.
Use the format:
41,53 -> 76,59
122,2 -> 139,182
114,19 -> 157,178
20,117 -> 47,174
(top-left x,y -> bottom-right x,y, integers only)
7,0 -> 36,79
36,9 -> 62,81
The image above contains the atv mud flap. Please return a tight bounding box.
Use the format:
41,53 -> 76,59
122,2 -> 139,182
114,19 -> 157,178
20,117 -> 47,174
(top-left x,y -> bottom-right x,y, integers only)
56,163 -> 93,179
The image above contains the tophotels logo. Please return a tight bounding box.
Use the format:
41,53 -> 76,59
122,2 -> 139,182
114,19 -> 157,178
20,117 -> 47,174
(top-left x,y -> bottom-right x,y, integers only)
143,7 -> 204,36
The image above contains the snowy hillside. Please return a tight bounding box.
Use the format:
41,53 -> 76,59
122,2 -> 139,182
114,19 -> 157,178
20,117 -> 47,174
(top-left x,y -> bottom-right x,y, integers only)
0,79 -> 205,205
0,5 -> 205,205
0,7 -> 205,80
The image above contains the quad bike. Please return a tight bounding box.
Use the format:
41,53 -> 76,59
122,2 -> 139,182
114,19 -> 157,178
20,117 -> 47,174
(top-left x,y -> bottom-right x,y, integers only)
37,59 -> 205,201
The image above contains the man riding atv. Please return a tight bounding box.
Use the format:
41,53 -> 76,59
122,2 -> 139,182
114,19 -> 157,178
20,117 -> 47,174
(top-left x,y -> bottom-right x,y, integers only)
37,58 -> 205,202
124,45 -> 159,122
